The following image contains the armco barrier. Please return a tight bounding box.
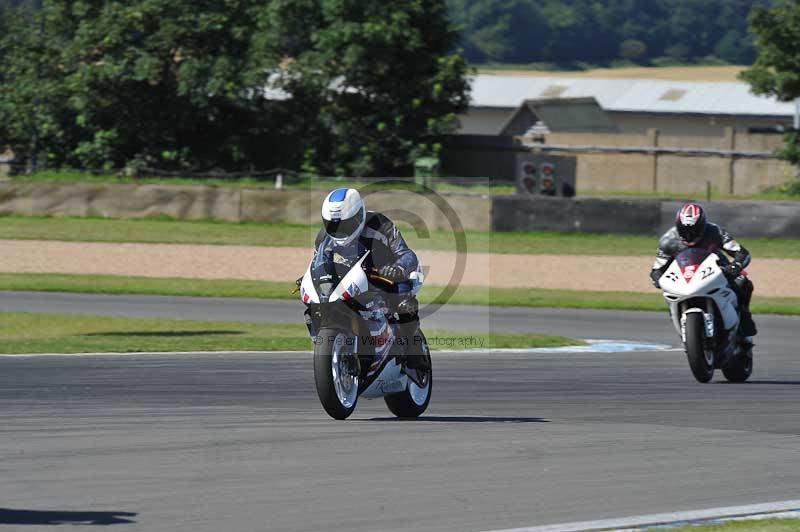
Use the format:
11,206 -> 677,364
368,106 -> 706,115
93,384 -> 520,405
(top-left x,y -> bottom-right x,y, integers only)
2,181 -> 797,238
492,195 -> 800,238
491,195 -> 663,235
0,182 -> 242,221
659,200 -> 800,238
0,181 -> 491,231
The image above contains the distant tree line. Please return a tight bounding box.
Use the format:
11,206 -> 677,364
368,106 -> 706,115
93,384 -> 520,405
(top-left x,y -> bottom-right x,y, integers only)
1,0 -> 794,179
0,0 -> 469,176
447,0 -> 773,67
742,0 -> 800,191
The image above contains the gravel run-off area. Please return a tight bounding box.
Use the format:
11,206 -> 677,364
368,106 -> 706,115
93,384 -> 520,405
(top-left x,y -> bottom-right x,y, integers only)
1,239 -> 797,297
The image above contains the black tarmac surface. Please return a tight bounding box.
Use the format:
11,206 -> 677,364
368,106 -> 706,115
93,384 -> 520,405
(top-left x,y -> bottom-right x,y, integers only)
1,292 -> 799,531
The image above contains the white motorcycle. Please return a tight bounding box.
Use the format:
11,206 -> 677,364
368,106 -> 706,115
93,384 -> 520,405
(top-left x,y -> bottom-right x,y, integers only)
298,237 -> 431,420
659,247 -> 753,383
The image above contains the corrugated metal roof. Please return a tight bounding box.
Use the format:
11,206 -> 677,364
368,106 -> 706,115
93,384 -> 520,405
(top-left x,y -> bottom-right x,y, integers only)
470,75 -> 795,117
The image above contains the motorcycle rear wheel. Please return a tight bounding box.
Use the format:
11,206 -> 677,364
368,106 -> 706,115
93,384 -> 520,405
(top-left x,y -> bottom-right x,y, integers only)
314,329 -> 359,420
384,332 -> 432,418
722,346 -> 753,383
685,313 -> 714,383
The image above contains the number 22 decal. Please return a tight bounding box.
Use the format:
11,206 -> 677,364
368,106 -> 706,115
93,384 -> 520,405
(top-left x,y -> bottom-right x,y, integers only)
700,267 -> 714,279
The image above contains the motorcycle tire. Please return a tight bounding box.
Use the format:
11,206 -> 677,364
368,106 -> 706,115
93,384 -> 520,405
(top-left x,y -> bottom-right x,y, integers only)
722,346 -> 753,383
384,332 -> 432,418
685,313 -> 714,383
314,328 -> 359,420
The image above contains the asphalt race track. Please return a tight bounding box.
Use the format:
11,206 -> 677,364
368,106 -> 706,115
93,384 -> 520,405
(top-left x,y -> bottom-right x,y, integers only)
1,292 -> 800,531
0,291 -> 685,341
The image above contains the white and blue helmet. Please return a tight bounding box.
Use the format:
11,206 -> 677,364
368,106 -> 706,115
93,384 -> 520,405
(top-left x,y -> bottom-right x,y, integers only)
321,188 -> 366,246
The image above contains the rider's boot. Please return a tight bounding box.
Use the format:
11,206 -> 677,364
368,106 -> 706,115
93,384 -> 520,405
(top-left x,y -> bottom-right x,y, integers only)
732,275 -> 757,343
740,307 -> 757,343
398,321 -> 429,370
393,297 -> 429,371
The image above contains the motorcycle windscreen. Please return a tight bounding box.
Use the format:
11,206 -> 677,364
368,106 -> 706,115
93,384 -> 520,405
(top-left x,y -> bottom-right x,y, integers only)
674,248 -> 714,280
674,248 -> 713,269
311,237 -> 368,298
669,248 -> 740,330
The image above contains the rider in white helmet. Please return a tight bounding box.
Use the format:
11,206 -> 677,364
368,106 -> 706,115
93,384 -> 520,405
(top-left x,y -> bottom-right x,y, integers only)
316,188 -> 426,368
320,188 -> 367,246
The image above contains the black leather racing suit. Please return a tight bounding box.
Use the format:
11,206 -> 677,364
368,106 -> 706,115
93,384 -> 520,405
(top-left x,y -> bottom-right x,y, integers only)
650,223 -> 757,336
314,211 -> 424,355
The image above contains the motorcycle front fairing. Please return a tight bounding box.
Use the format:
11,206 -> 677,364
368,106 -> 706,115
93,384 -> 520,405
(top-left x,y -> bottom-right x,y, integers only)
660,248 -> 739,339
301,238 -> 370,333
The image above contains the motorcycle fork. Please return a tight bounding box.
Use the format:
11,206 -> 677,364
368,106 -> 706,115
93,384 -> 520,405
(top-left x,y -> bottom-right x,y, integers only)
679,300 -> 716,352
705,300 -> 743,364
702,300 -> 717,352
319,303 -> 363,376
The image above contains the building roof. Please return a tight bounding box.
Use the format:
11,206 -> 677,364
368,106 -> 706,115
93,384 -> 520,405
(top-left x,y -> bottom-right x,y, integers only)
470,74 -> 796,117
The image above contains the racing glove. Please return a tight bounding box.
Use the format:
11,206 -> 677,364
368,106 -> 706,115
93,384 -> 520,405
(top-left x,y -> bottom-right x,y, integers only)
649,269 -> 662,289
379,264 -> 407,282
722,261 -> 743,277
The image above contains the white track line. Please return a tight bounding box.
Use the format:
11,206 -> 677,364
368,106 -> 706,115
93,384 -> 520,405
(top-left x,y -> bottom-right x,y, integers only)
495,340 -> 678,354
0,342 -> 679,358
0,350 -> 287,358
0,340 -> 679,358
483,500 -> 800,532
437,340 -> 679,355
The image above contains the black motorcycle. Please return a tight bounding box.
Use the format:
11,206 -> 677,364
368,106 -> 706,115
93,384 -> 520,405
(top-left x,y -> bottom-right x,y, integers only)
297,238 -> 432,420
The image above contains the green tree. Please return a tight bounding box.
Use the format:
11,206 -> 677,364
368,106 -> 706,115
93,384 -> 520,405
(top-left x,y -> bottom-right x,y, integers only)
742,0 -> 800,100
619,39 -> 647,61
58,0 -> 288,171
0,0 -> 468,176
0,2 -> 75,169
259,0 -> 469,176
0,0 -> 281,171
446,0 -> 768,67
447,0 -> 547,63
715,29 -> 755,64
742,0 -> 800,186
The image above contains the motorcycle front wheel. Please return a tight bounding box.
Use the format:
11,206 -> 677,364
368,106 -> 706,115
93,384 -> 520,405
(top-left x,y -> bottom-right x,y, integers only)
314,328 -> 359,420
685,313 -> 714,383
384,332 -> 432,418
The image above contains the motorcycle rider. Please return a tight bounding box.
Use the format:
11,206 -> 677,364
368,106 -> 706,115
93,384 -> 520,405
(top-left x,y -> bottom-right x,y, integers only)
313,187 -> 427,368
650,203 -> 757,341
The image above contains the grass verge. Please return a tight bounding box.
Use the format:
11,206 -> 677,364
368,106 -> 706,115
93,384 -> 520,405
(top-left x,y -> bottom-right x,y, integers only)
2,215 -> 799,257
667,518 -> 800,532
443,286 -> 800,316
0,312 -> 580,354
1,273 -> 799,316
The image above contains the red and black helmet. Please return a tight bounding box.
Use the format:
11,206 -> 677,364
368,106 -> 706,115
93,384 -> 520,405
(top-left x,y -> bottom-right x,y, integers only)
676,203 -> 706,245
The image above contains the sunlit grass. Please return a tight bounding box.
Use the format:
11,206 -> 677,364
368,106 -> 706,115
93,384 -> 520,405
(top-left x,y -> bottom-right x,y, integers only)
2,215 -> 799,257
0,311 -> 580,354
